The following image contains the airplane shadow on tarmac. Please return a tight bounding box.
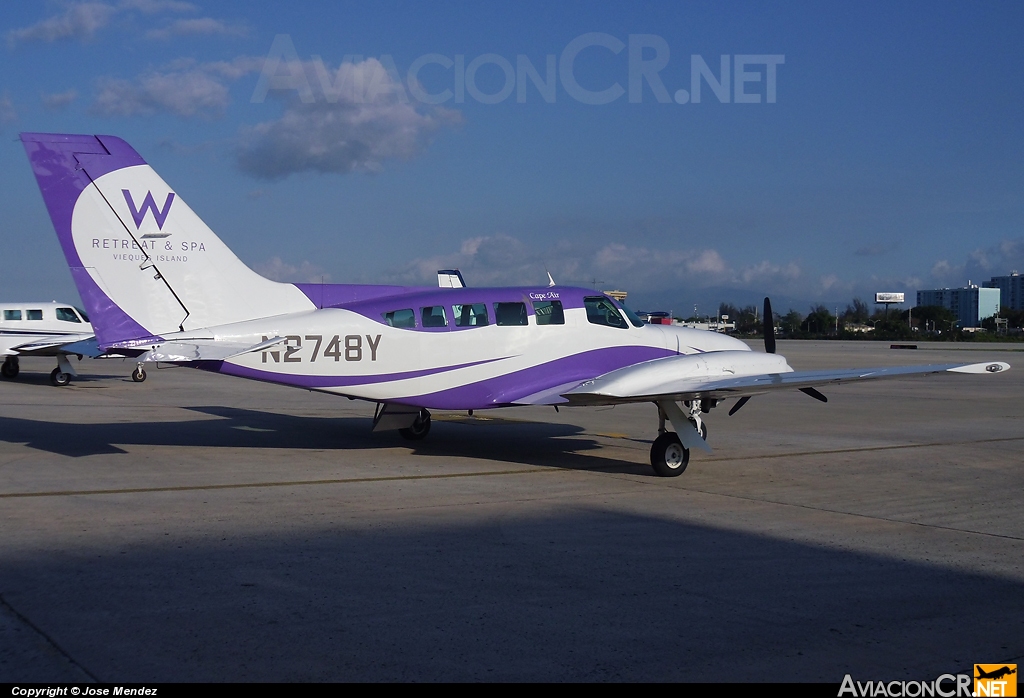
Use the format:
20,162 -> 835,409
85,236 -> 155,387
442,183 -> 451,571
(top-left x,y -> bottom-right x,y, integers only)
0,506 -> 1021,682
0,405 -> 652,475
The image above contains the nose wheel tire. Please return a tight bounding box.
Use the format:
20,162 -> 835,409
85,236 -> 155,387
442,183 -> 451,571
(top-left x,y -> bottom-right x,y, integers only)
50,367 -> 71,387
132,366 -> 147,382
399,409 -> 432,440
650,432 -> 689,477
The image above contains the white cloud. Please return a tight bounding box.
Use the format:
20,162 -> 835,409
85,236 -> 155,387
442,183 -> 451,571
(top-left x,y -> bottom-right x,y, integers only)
119,0 -> 196,12
927,238 -> 1024,288
376,233 -> 815,301
41,89 -> 78,110
145,17 -> 248,40
0,94 -> 16,126
91,57 -> 262,118
7,1 -> 212,47
6,2 -> 116,46
253,257 -> 331,283
236,58 -> 460,179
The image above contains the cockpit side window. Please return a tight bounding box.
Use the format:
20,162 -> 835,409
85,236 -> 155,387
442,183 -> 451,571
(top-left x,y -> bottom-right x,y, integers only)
56,307 -> 81,323
382,308 -> 416,328
453,303 -> 489,327
494,302 -> 528,326
532,300 -> 565,325
584,296 -> 628,329
421,306 -> 448,328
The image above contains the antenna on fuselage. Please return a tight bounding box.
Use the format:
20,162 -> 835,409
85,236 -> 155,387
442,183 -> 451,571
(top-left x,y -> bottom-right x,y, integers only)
546,269 -> 556,287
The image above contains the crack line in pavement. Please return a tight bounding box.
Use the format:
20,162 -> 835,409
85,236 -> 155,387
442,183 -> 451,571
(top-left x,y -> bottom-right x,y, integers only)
605,475 -> 1024,542
0,467 -> 556,499
0,592 -> 100,682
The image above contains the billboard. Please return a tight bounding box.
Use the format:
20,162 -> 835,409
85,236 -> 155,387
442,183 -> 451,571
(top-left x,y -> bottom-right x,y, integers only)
875,292 -> 905,304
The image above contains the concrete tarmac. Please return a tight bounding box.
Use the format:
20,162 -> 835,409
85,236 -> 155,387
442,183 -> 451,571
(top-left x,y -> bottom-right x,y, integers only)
1,341 -> 1021,682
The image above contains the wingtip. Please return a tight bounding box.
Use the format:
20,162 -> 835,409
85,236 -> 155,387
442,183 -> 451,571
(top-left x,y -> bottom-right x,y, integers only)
947,361 -> 1010,374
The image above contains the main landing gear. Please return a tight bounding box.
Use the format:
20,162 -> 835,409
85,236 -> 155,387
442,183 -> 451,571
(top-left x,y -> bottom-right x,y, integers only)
649,399 -> 713,477
50,367 -> 71,386
1,356 -> 18,379
132,363 -> 147,382
399,408 -> 431,440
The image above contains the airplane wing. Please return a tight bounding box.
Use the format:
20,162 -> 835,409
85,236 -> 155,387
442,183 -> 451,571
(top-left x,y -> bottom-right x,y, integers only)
2,333 -> 101,357
561,356 -> 1011,406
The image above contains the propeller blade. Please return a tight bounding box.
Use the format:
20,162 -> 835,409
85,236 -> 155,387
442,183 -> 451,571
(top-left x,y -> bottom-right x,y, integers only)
728,396 -> 751,416
763,297 -> 776,354
799,387 -> 828,403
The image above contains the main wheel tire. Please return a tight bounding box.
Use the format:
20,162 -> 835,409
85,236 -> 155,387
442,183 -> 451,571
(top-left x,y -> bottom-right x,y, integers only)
50,367 -> 71,387
1,359 -> 17,379
132,366 -> 147,382
699,422 -> 708,441
399,409 -> 431,440
650,432 -> 689,477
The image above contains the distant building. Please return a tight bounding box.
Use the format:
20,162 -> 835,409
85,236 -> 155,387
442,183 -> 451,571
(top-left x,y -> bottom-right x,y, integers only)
916,285 -> 1000,328
983,271 -> 1023,311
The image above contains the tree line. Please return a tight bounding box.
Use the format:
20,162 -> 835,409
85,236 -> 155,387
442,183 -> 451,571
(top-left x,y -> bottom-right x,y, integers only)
712,299 -> 1024,341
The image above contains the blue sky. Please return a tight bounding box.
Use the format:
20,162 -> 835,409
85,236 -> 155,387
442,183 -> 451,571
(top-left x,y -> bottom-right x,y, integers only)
2,1 -> 1023,314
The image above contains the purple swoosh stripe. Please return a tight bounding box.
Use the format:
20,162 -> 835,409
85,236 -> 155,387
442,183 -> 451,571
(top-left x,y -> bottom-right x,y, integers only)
213,356 -> 508,388
395,346 -> 675,409
209,345 -> 674,410
21,133 -> 153,347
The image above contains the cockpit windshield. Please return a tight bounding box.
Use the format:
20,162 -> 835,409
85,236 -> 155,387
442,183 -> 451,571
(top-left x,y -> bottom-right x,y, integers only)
616,301 -> 645,328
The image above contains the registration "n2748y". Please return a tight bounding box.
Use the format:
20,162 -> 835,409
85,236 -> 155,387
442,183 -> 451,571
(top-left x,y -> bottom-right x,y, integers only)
262,334 -> 381,363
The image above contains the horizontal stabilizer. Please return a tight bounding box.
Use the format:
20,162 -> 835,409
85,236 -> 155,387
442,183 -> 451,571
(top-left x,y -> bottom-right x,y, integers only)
141,336 -> 286,363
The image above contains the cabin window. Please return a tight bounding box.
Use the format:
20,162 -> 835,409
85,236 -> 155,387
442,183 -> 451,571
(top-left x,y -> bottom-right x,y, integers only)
421,306 -> 448,328
494,302 -> 528,326
56,307 -> 81,323
453,303 -> 488,327
382,308 -> 415,328
3,310 -> 21,321
532,300 -> 564,325
27,309 -> 43,321
584,296 -> 627,329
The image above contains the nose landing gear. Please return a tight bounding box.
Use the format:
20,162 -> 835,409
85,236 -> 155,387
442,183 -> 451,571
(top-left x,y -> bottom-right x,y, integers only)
649,399 -> 713,477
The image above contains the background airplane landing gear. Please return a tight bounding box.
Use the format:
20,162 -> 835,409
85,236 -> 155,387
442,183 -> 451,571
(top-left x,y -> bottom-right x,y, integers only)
50,367 -> 71,386
650,432 -> 689,477
132,364 -> 147,382
399,409 -> 431,440
1,357 -> 18,379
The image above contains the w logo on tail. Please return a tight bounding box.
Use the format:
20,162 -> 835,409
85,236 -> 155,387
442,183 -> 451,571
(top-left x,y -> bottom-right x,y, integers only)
122,189 -> 175,237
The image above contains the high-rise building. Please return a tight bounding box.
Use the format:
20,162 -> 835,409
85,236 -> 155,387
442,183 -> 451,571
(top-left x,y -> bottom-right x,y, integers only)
983,272 -> 1023,311
916,285 -> 1000,328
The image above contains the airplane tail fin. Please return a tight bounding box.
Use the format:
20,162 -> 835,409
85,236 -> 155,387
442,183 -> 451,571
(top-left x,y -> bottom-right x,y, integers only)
20,133 -> 313,347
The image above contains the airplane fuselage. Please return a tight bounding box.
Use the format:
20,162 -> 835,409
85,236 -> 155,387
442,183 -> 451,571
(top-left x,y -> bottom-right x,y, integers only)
147,285 -> 751,410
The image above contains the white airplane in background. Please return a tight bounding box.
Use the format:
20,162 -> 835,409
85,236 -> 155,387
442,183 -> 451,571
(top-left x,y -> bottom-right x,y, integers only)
0,300 -> 112,386
19,132 -> 1011,476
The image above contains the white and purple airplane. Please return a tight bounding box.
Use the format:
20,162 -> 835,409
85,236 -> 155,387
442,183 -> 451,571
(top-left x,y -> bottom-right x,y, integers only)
19,133 -> 1010,476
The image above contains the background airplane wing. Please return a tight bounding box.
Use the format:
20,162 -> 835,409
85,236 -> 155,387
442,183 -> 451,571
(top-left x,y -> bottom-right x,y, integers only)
2,333 -> 101,357
561,360 -> 1011,406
